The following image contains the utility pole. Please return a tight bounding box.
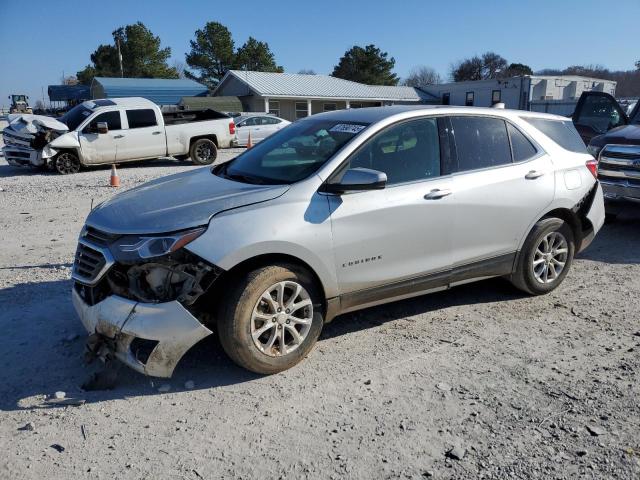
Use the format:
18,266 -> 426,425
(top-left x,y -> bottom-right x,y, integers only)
117,37 -> 124,77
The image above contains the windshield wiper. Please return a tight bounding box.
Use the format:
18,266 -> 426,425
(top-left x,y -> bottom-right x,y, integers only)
215,163 -> 267,185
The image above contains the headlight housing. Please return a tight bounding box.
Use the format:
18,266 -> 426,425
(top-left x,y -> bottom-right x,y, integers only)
110,227 -> 206,262
586,144 -> 602,158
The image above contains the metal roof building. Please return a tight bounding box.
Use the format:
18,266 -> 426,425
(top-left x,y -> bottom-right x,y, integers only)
90,77 -> 208,105
213,70 -> 438,121
48,84 -> 91,103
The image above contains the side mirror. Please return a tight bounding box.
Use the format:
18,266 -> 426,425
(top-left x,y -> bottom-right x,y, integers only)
321,167 -> 387,194
96,122 -> 109,134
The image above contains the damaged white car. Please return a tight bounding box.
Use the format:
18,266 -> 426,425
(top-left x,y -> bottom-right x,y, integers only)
2,97 -> 237,174
72,105 -> 604,377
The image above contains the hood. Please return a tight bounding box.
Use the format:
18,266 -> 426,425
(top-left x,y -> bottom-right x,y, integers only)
591,124 -> 640,147
86,167 -> 289,234
6,114 -> 68,135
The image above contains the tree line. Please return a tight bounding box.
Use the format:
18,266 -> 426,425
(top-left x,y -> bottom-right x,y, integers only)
72,21 -> 640,96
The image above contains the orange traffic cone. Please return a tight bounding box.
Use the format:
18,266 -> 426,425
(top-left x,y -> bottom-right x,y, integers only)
110,164 -> 120,187
246,131 -> 253,149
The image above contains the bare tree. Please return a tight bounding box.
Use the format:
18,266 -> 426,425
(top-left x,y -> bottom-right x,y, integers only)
34,100 -> 45,110
61,75 -> 79,85
297,69 -> 316,75
450,52 -> 508,81
401,66 -> 441,87
172,60 -> 187,79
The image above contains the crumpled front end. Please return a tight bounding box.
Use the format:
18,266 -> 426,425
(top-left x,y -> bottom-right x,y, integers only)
2,114 -> 68,167
71,226 -> 221,377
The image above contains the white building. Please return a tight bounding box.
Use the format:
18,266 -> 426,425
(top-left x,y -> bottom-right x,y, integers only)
424,76 -> 617,115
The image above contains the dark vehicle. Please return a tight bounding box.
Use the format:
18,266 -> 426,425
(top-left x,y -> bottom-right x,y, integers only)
572,92 -> 640,210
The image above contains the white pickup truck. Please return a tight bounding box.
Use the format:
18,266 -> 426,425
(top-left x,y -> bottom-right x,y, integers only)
2,97 -> 237,174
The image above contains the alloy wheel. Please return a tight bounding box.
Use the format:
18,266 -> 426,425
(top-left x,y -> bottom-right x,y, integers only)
532,231 -> 568,284
55,153 -> 80,174
250,281 -> 313,357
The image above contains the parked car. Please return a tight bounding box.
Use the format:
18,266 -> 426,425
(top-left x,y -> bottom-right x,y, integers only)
72,105 -> 604,377
2,97 -> 237,174
234,114 -> 290,146
572,92 -> 640,208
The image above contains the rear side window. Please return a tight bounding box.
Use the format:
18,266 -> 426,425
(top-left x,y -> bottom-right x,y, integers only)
126,109 -> 157,129
507,123 -> 537,161
450,116 -> 512,172
523,118 -> 587,153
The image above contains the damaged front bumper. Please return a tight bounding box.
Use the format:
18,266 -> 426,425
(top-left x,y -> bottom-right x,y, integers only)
72,288 -> 212,377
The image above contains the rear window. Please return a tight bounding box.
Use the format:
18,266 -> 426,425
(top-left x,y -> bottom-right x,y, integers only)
126,109 -> 157,129
523,118 -> 587,153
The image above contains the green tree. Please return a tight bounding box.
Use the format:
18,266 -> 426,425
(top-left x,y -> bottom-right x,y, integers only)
185,21 -> 235,87
77,22 -> 177,84
233,37 -> 283,72
332,45 -> 398,85
502,62 -> 533,77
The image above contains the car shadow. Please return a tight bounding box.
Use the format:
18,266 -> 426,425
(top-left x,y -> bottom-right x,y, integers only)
0,273 -> 525,411
577,206 -> 640,265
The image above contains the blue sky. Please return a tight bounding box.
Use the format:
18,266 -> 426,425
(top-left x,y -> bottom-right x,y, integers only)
1,0 -> 638,108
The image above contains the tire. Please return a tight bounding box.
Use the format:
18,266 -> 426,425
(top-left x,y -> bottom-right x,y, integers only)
54,151 -> 81,175
511,217 -> 575,295
189,138 -> 217,165
218,264 -> 324,374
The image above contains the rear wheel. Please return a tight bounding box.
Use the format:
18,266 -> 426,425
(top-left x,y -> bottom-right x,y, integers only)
511,218 -> 575,295
218,264 -> 324,374
54,151 -> 81,175
189,138 -> 217,165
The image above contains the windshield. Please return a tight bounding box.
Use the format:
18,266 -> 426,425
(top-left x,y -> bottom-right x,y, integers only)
218,119 -> 369,184
59,104 -> 93,130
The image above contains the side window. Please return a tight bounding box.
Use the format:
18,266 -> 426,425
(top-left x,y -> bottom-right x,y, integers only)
86,111 -> 121,132
347,118 -> 441,185
507,123 -> 537,161
260,117 -> 279,125
450,116 -> 512,172
126,109 -> 157,129
244,117 -> 259,126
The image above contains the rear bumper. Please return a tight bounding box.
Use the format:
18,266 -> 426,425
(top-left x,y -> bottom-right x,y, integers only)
578,183 -> 605,253
72,288 -> 212,378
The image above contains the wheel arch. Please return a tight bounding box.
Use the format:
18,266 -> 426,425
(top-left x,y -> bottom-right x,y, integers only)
189,134 -> 219,148
194,252 -> 339,325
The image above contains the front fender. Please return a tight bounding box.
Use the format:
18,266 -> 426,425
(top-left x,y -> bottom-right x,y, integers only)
48,131 -> 80,149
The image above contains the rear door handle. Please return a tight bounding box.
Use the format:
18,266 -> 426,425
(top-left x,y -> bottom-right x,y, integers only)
113,134 -> 125,139
152,131 -> 162,135
424,188 -> 452,200
525,170 -> 544,179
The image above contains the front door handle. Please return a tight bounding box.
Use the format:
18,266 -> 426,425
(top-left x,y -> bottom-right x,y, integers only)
113,134 -> 125,139
424,188 -> 452,200
152,131 -> 162,135
525,170 -> 545,180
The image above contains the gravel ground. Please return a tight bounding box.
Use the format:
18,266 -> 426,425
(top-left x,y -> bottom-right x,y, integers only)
0,125 -> 639,479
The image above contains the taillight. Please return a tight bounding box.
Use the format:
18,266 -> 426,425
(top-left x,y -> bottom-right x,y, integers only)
229,121 -> 235,135
586,159 -> 598,179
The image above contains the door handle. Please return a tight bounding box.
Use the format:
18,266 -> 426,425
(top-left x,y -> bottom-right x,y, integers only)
525,170 -> 544,179
152,131 -> 161,135
113,134 -> 125,139
424,188 -> 452,200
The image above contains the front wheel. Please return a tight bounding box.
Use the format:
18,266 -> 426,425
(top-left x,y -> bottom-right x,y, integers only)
217,264 -> 324,374
54,151 -> 81,175
511,218 -> 575,295
189,138 -> 217,165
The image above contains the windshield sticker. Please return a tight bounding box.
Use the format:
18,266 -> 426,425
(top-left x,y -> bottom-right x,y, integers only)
330,124 -> 367,134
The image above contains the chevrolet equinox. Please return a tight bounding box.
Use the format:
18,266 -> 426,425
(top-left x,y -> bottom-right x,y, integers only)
72,106 -> 605,376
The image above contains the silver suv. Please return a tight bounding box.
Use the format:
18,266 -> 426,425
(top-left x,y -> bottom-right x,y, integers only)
72,106 -> 605,377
